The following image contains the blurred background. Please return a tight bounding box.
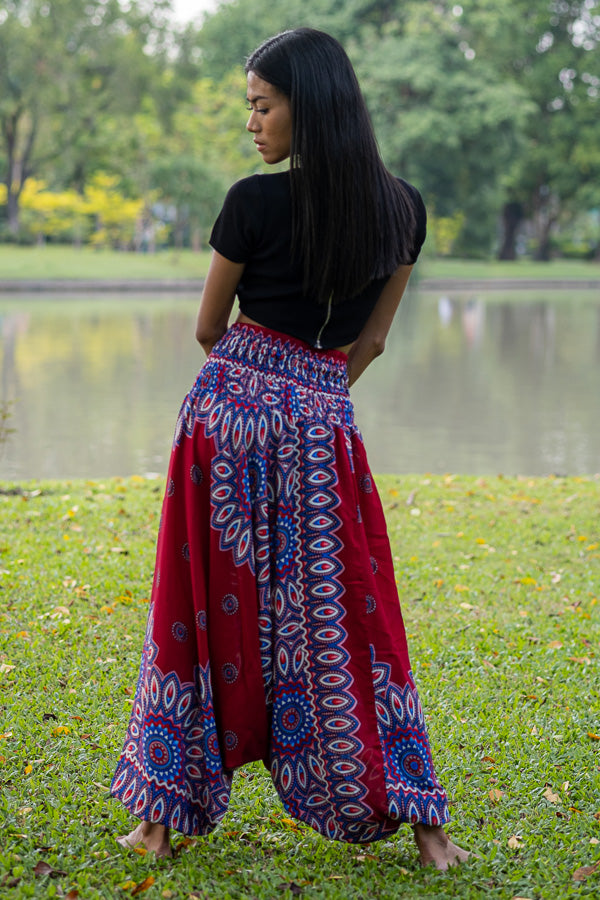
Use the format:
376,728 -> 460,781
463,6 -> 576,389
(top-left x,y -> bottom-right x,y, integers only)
1,0 -> 599,259
1,1 -> 599,480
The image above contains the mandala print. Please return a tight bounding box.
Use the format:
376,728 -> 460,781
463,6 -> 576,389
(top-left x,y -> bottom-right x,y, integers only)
112,325 -> 450,840
371,650 -> 448,826
171,621 -> 188,642
111,619 -> 232,834
221,593 -> 239,615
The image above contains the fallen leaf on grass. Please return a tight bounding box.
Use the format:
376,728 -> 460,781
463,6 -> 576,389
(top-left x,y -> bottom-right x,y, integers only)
543,786 -> 559,804
507,835 -> 523,850
33,861 -> 68,877
547,640 -> 563,649
65,891 -> 79,899
131,876 -> 155,895
0,664 -> 16,674
489,789 -> 504,803
572,862 -> 600,882
569,656 -> 591,665
590,838 -> 599,845
50,606 -> 70,619
588,733 -> 600,742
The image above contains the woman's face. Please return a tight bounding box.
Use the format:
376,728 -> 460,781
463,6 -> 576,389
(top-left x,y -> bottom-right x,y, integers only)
246,71 -> 292,165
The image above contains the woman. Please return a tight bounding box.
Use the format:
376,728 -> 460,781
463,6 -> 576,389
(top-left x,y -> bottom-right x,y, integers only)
111,27 -> 469,870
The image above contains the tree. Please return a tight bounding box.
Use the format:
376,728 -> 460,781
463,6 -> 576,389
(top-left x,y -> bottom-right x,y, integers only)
196,0 -> 600,259
0,0 -> 171,235
457,0 -> 600,259
355,4 -> 532,257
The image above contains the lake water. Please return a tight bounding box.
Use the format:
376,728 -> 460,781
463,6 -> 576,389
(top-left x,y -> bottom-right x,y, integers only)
0,289 -> 599,480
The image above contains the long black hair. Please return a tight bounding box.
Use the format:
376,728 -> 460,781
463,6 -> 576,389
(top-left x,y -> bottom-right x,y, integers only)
245,28 -> 418,304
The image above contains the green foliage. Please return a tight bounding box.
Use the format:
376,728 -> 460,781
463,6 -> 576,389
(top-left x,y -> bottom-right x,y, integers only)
0,0 -> 170,232
0,473 -> 599,897
1,0 -> 599,259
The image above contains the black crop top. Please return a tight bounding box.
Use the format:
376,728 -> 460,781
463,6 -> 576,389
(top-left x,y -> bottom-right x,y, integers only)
209,171 -> 426,349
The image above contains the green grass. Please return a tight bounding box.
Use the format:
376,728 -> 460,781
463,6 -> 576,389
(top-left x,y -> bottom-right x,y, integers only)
419,257 -> 600,281
1,473 -> 599,899
0,246 -> 211,280
0,244 -> 599,282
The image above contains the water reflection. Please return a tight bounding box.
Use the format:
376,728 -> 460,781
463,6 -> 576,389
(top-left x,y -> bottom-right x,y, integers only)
0,291 -> 599,479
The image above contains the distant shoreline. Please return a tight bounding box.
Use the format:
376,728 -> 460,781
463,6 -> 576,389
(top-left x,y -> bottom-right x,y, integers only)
1,277 -> 600,293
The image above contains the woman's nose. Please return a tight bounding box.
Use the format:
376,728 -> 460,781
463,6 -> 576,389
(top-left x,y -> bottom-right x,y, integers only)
246,112 -> 259,132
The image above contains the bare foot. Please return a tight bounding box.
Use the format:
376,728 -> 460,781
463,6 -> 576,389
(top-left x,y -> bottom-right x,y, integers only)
412,823 -> 470,871
117,821 -> 173,858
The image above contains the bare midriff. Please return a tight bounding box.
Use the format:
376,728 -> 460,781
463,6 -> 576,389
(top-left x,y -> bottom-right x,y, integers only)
236,312 -> 353,355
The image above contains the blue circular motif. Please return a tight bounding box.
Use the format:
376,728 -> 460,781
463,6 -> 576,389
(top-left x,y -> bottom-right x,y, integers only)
365,594 -> 376,614
359,474 -> 373,493
196,610 -> 207,631
142,716 -> 182,782
221,593 -> 239,615
182,542 -> 190,562
190,464 -> 203,485
273,689 -> 313,749
224,730 -> 238,750
222,662 -> 238,684
167,478 -> 175,497
148,738 -> 172,767
397,748 -> 427,782
370,555 -> 378,574
172,621 -> 188,642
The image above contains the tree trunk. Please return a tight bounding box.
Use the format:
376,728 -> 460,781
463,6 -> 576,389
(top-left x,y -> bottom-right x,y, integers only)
2,107 -> 37,236
534,219 -> 555,261
498,201 -> 523,260
6,188 -> 20,235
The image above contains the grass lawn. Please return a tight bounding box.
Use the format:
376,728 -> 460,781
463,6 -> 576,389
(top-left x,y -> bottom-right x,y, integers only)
1,473 -> 599,899
0,244 -> 599,283
419,257 -> 600,282
0,246 -> 211,281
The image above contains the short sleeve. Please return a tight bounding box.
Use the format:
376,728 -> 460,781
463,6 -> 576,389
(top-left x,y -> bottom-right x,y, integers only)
209,176 -> 263,263
397,178 -> 427,264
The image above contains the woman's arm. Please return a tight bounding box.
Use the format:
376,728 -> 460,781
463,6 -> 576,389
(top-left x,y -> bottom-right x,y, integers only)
195,250 -> 246,356
345,264 -> 413,387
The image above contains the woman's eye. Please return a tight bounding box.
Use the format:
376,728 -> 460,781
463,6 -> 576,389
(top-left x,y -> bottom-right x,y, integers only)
246,106 -> 268,115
